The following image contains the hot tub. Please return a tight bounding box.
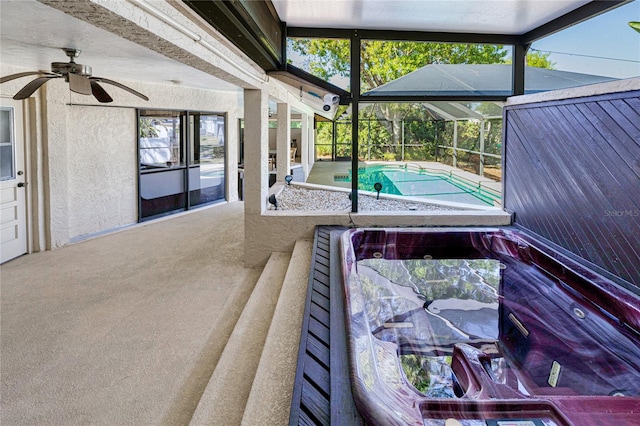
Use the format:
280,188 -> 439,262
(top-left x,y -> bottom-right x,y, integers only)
340,228 -> 640,425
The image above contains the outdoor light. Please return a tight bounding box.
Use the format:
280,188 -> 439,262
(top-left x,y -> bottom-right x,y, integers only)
268,194 -> 278,210
374,182 -> 383,200
285,175 -> 293,185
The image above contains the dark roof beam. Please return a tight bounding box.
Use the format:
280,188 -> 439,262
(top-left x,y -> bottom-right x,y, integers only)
288,27 -> 519,45
272,64 -> 352,101
183,0 -> 283,71
287,27 -> 353,39
360,95 -> 509,102
513,43 -> 530,95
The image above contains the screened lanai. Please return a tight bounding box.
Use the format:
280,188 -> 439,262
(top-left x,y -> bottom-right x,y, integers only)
2,1 -> 638,426
184,0 -> 634,211
305,64 -> 617,194
352,64 -> 618,179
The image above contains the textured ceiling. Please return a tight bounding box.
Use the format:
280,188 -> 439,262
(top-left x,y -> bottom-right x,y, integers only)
271,0 -> 591,34
0,0 -> 238,92
0,0 -> 625,98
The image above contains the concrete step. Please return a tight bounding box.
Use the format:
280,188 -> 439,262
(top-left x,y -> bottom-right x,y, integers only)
188,251 -> 292,426
242,239 -> 314,425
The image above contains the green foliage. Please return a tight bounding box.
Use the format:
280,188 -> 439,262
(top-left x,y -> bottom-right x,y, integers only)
357,116 -> 439,161
139,118 -> 159,138
629,22 -> 640,33
290,38 -> 508,91
525,51 -> 555,69
315,121 -> 353,159
317,108 -> 499,163
358,115 -> 393,160
437,118 -> 502,174
292,38 -> 509,163
439,118 -> 502,155
382,152 -> 397,161
400,354 -> 456,397
401,354 -> 430,392
315,122 -> 337,159
289,38 -> 350,82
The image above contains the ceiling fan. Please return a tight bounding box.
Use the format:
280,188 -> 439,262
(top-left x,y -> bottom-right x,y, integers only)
0,48 -> 149,103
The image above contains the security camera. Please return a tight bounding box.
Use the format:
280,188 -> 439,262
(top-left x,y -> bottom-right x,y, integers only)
323,94 -> 340,111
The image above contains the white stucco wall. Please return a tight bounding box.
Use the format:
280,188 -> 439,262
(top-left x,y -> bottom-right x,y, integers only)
244,209 -> 512,268
2,62 -> 241,249
61,81 -> 240,244
66,105 -> 138,239
269,127 -> 302,151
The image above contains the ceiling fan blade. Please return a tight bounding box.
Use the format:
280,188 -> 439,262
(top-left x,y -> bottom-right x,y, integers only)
13,76 -> 60,100
1,71 -> 56,84
68,73 -> 92,95
91,77 -> 149,101
90,80 -> 113,103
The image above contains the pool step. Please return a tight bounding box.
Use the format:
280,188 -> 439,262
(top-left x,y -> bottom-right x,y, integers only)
188,251 -> 291,426
242,239 -> 313,425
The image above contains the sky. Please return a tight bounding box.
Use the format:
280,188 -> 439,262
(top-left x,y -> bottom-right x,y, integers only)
531,1 -> 640,78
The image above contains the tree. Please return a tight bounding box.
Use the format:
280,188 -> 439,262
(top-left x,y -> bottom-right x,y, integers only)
525,50 -> 555,69
290,39 -> 510,154
290,39 -> 509,91
139,117 -> 159,138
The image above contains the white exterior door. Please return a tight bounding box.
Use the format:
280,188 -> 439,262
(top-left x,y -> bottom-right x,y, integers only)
1,99 -> 27,263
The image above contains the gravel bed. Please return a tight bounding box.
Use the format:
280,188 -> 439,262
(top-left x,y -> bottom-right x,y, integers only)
272,185 -> 456,211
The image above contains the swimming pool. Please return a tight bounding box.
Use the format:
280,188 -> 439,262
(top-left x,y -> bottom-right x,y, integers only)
357,164 -> 500,206
341,228 -> 640,426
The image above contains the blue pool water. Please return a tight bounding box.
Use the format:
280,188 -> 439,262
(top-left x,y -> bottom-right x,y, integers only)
357,165 -> 500,206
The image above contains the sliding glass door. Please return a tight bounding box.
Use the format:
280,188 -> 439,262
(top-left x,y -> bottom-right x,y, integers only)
138,110 -> 226,220
189,114 -> 226,207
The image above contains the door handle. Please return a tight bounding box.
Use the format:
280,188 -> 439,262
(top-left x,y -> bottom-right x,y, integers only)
17,182 -> 27,187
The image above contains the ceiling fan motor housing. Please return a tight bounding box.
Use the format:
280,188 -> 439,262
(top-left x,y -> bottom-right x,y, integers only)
51,62 -> 92,77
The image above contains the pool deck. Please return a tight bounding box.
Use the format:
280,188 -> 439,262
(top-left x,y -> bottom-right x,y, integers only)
306,161 -> 502,194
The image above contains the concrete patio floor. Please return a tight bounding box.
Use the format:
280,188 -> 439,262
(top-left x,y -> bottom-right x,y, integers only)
1,202 -> 263,425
